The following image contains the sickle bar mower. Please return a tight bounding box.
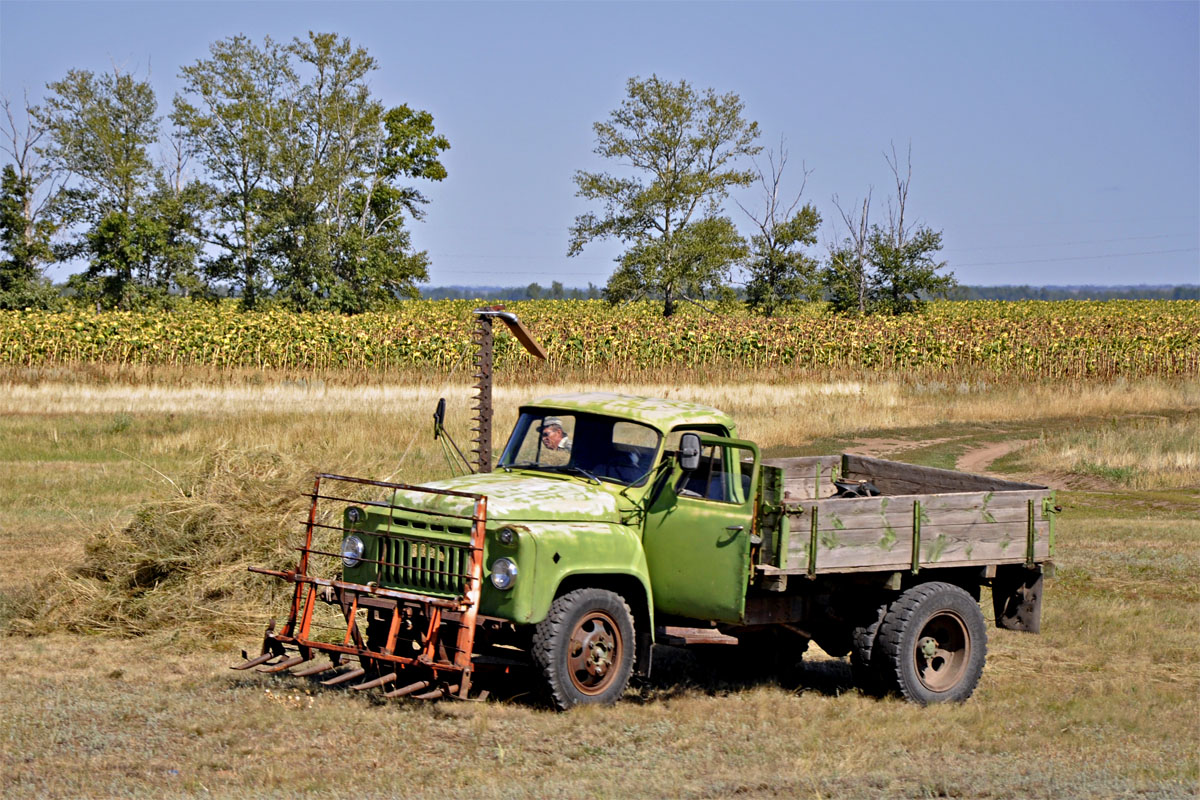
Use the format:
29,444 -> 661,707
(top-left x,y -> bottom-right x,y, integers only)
232,474 -> 488,701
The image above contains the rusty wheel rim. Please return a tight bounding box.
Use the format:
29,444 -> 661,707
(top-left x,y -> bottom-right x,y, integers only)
912,610 -> 970,693
567,610 -> 623,696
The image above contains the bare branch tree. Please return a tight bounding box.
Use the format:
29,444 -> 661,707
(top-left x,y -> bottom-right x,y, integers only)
830,189 -> 872,314
2,92 -> 62,235
883,140 -> 913,248
736,136 -> 822,315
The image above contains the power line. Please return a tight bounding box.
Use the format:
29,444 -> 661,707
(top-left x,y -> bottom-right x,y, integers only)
944,233 -> 1196,254
956,248 -> 1198,268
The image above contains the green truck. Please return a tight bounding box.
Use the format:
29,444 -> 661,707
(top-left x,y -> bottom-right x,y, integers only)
238,392 -> 1054,708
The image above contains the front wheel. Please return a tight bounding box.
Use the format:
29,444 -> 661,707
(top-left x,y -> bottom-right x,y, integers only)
876,582 -> 987,704
532,588 -> 635,710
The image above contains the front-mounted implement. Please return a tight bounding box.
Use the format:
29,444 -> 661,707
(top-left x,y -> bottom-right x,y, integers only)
233,474 -> 489,700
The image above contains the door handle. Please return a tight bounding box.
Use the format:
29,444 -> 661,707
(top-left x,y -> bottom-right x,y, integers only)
725,525 -> 745,532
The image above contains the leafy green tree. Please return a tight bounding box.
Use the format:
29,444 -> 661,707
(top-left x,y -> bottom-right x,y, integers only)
40,69 -> 159,217
569,75 -> 760,317
738,144 -> 821,316
38,68 -> 203,308
265,35 -> 448,312
174,34 -> 294,308
867,225 -> 953,314
175,32 -> 448,311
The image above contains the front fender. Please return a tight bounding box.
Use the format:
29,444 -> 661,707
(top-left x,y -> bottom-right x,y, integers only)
478,521 -> 653,628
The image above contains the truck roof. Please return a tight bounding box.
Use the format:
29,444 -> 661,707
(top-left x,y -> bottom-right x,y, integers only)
525,392 -> 736,433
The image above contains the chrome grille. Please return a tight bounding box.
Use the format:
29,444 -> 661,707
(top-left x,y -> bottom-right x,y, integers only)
378,534 -> 471,596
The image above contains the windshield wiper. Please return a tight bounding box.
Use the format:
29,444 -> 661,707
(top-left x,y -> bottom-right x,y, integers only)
543,464 -> 602,485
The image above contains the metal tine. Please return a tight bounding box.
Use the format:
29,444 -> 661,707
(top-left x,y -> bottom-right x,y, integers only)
382,680 -> 430,698
413,683 -> 458,701
350,672 -> 398,692
320,667 -> 367,686
291,661 -> 336,677
231,652 -> 277,670
258,655 -> 306,673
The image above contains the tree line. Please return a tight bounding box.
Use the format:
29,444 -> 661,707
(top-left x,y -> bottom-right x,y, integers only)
1,32 -> 448,313
3,43 -> 955,317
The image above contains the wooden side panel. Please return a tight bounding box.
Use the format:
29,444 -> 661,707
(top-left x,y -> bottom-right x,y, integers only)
781,491 -> 1053,574
810,489 -> 1045,531
762,456 -> 842,501
843,453 -> 1046,495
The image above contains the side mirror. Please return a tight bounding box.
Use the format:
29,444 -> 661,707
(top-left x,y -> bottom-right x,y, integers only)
433,398 -> 446,440
678,433 -> 701,472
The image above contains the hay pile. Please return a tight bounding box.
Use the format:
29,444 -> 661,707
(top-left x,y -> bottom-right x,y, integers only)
15,449 -> 333,641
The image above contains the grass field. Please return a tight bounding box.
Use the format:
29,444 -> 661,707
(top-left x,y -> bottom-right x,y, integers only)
1,371 -> 1197,798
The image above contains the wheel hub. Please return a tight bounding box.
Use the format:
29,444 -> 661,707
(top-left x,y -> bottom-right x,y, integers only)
913,610 -> 970,693
567,610 -> 622,695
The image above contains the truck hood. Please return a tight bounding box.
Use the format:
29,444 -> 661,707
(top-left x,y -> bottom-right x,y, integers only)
390,470 -> 623,523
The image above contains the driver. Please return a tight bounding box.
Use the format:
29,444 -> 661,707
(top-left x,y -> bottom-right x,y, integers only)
539,417 -> 572,452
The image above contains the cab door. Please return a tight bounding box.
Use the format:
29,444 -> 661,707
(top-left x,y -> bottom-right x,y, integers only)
642,435 -> 759,623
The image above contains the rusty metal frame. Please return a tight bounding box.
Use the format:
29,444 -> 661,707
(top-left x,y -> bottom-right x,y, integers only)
248,473 -> 488,697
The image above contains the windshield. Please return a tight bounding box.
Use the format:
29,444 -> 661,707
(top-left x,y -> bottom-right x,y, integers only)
499,411 -> 661,486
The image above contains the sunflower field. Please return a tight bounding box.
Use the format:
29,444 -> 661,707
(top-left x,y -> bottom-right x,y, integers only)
1,299 -> 1196,380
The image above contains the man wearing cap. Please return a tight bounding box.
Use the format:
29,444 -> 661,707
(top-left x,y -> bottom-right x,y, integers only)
540,416 -> 572,452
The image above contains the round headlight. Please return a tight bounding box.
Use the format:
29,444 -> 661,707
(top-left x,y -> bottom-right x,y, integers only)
341,535 -> 364,567
497,527 -> 517,545
490,557 -> 518,590
346,507 -> 363,524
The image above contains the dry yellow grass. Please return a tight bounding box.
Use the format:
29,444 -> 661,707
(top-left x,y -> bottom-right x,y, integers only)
0,370 -> 1196,798
1022,412 -> 1200,489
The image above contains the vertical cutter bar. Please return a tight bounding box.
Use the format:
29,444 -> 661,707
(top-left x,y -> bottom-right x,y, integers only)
454,496 -> 487,670
472,316 -> 494,473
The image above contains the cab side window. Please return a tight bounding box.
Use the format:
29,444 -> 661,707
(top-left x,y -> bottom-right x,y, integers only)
677,443 -> 731,501
666,426 -> 754,505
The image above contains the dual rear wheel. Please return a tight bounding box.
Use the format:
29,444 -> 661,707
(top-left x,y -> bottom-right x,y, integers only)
853,581 -> 987,704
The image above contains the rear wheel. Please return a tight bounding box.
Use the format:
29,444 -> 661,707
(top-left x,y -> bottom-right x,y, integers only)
532,588 -> 635,710
877,582 -> 987,704
850,601 -> 894,696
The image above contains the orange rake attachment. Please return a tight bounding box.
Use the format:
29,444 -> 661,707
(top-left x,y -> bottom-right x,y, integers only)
232,474 -> 488,701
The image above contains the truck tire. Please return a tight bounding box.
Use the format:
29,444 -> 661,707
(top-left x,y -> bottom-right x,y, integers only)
850,601 -> 894,696
532,588 -> 635,710
876,582 -> 987,704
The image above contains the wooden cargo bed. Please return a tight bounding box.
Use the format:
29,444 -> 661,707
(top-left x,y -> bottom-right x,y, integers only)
757,454 -> 1056,577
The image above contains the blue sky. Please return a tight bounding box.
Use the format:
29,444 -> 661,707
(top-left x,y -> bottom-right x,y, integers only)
2,0 -> 1197,288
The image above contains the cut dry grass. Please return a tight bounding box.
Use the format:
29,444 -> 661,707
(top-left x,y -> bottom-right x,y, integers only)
9,449 -> 324,640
